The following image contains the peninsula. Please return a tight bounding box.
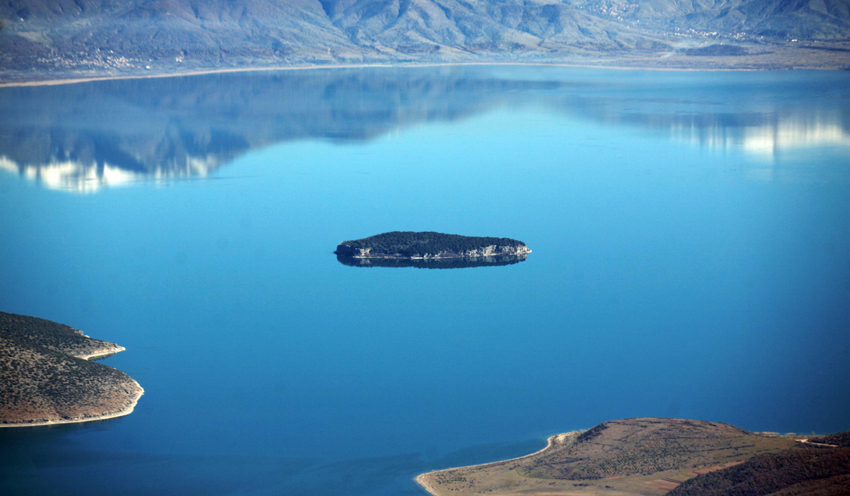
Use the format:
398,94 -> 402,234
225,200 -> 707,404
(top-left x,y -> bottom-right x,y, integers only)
416,417 -> 850,495
334,232 -> 531,260
0,311 -> 143,427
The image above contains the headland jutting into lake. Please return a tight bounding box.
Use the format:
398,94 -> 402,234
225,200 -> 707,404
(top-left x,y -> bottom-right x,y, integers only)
416,418 -> 850,496
0,312 -> 143,427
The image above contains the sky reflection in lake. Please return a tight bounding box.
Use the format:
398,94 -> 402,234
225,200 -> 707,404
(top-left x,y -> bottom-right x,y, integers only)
1,67 -> 847,192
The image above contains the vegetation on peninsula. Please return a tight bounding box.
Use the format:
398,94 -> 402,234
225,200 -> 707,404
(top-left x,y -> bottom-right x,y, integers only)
416,417 -> 850,496
0,311 -> 142,427
0,312 -> 124,359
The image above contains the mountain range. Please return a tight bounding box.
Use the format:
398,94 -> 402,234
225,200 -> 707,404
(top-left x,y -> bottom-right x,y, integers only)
1,0 -> 849,81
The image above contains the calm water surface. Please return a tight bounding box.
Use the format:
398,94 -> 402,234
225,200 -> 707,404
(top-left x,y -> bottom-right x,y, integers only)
1,67 -> 849,495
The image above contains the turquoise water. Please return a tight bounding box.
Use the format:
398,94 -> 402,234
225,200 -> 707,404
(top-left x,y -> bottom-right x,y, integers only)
1,67 -> 849,495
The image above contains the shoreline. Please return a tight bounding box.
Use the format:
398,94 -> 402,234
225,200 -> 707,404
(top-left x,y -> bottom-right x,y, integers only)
415,432 -> 580,495
0,380 -> 144,428
77,345 -> 126,360
0,58 -> 842,89
0,344 -> 143,428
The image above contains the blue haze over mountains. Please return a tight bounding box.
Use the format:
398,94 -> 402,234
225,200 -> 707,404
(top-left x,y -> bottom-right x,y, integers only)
1,0 -> 849,79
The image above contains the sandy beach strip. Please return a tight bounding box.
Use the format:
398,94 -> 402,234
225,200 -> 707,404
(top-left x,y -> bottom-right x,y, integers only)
77,345 -> 127,360
414,431 -> 581,495
0,58 -> 816,89
414,473 -> 442,496
0,380 -> 145,428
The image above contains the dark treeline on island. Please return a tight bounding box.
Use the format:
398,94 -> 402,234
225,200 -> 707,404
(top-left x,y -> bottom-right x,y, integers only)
335,231 -> 531,260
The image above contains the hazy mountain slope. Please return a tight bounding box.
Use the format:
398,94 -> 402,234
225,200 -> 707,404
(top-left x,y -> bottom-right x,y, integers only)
0,0 -> 368,73
1,0 -> 849,80
316,0 -> 657,54
0,0 -> 655,68
597,0 -> 850,39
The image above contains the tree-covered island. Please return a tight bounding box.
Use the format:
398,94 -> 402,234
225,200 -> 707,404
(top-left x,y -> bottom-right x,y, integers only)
335,232 -> 531,259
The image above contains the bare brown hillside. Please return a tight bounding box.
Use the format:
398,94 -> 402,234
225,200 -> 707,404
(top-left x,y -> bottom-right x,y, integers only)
417,418 -> 798,495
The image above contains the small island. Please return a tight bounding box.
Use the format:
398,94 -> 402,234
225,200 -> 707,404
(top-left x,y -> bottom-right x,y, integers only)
0,311 -> 143,427
334,232 -> 531,260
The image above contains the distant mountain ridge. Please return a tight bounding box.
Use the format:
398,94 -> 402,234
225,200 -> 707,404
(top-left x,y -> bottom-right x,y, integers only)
1,0 -> 849,80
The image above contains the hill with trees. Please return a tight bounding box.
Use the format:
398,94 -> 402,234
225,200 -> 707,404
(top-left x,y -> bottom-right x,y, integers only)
0,311 -> 124,359
0,312 -> 143,427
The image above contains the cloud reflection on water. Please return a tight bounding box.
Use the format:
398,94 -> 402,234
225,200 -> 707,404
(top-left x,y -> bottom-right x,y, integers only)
0,68 -> 847,193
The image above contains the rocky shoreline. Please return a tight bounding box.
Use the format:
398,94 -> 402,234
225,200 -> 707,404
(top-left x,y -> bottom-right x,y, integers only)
416,432 -> 577,495
334,231 -> 531,260
0,311 -> 144,428
336,244 -> 531,260
1,380 -> 144,428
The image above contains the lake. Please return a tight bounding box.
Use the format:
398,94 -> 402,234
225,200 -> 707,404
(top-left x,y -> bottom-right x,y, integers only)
1,66 -> 849,495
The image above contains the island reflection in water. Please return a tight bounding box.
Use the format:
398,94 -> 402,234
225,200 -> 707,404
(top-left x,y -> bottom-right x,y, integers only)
336,254 -> 527,269
0,67 -> 848,192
